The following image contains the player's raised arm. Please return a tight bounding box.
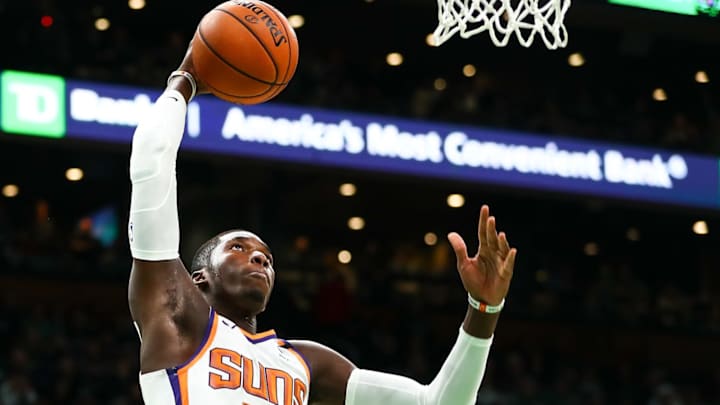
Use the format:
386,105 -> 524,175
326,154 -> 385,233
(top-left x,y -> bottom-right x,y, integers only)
127,47 -> 212,373
293,205 -> 516,405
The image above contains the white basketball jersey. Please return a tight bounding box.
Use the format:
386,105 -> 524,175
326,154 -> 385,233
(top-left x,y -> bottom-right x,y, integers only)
139,309 -> 311,405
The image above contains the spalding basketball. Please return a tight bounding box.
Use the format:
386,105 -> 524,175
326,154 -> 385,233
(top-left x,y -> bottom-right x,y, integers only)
191,0 -> 299,105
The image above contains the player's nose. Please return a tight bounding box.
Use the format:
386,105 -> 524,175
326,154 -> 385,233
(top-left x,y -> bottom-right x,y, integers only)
250,250 -> 270,268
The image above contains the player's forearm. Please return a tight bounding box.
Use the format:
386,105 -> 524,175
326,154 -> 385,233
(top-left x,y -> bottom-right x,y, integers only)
128,80 -> 189,261
346,295 -> 500,404
345,325 -> 493,405
462,306 -> 500,339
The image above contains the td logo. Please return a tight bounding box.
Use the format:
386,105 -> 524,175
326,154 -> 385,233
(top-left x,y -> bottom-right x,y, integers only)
1,70 -> 66,138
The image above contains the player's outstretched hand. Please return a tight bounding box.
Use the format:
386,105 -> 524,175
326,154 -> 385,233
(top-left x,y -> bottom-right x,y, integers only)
175,43 -> 210,96
447,205 -> 517,306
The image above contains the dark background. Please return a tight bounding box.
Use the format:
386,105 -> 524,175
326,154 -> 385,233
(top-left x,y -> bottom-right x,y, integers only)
1,0 -> 719,404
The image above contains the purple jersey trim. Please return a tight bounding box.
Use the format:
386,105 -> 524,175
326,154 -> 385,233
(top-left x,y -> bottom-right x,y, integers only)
244,333 -> 277,344
166,369 -> 182,405
172,308 -> 216,370
279,339 -> 313,380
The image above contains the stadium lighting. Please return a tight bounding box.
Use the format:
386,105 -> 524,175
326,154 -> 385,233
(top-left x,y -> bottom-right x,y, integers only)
568,52 -> 585,67
426,33 -> 438,47
434,78 -> 447,91
386,52 -> 404,66
695,70 -> 709,83
338,250 -> 352,264
128,0 -> 145,10
463,64 -> 477,77
339,183 -> 357,197
288,15 -> 305,29
652,88 -> 667,101
66,168 -> 84,182
95,18 -> 110,31
693,220 -> 709,235
2,184 -> 19,198
348,216 -> 365,230
447,194 -> 465,208
424,232 -> 438,246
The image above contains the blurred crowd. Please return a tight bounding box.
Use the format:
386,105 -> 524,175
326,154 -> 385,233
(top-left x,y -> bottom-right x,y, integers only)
1,191 -> 719,404
1,298 -> 719,405
0,250 -> 719,404
1,190 -> 719,336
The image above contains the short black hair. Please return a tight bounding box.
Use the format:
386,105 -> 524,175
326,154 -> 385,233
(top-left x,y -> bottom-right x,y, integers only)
190,236 -> 220,273
190,229 -> 241,272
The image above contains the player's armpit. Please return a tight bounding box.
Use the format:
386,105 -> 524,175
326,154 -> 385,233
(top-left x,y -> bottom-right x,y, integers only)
287,340 -> 357,405
129,258 -> 210,372
128,259 -> 209,332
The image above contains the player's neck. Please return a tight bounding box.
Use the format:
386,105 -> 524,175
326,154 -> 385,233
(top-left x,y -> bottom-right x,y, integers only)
233,315 -> 258,334
213,303 -> 259,333
208,290 -> 267,333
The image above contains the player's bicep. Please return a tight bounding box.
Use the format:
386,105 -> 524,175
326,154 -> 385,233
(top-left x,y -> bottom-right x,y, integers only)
128,258 -> 209,335
288,340 -> 357,405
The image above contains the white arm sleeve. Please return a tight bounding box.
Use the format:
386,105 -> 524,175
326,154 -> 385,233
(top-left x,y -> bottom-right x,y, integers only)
128,90 -> 187,261
345,327 -> 493,405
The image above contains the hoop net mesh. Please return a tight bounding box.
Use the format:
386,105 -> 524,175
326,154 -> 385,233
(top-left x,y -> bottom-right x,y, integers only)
433,0 -> 571,49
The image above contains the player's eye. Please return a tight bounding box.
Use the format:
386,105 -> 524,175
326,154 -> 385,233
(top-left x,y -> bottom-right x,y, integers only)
231,244 -> 244,251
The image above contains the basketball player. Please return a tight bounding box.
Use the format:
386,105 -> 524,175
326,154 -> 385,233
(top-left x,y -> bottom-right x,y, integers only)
128,46 -> 517,405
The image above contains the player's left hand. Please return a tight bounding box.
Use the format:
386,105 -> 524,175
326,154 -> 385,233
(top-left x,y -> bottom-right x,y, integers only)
448,205 -> 517,306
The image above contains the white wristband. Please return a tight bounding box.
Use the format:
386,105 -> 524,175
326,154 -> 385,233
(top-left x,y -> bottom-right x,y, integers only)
468,293 -> 505,313
167,70 -> 197,101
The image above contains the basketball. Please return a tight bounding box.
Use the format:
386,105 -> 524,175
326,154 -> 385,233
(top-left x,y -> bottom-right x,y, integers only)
190,0 -> 299,105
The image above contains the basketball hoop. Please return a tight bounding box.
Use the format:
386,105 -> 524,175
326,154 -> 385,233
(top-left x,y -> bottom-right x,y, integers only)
433,0 -> 571,49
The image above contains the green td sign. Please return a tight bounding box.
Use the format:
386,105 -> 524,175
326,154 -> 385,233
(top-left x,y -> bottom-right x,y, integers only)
1,70 -> 66,138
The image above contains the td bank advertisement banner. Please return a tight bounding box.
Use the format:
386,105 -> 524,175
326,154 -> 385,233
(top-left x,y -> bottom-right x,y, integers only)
2,69 -> 719,209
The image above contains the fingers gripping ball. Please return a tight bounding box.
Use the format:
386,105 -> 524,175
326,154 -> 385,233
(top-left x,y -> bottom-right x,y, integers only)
191,0 -> 299,105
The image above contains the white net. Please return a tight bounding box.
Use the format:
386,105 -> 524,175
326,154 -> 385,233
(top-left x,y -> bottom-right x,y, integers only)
433,0 -> 571,49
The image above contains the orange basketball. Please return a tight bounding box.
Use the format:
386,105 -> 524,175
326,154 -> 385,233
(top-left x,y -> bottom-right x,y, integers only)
190,0 -> 299,105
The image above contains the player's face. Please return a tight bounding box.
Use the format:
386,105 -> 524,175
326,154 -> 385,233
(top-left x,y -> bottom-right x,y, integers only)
209,231 -> 275,306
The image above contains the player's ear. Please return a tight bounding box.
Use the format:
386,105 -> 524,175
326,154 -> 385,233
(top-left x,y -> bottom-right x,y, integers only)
191,269 -> 209,287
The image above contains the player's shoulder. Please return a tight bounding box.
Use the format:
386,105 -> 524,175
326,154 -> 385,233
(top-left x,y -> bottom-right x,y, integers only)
285,339 -> 357,374
285,339 -> 327,351
285,338 -> 357,400
283,340 -> 325,371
